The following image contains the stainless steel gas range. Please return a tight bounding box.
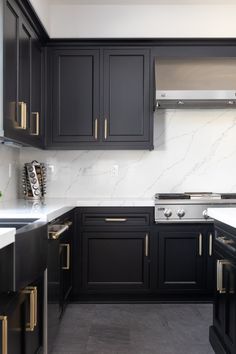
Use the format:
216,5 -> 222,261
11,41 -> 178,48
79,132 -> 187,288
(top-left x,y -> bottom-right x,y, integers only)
155,193 -> 236,223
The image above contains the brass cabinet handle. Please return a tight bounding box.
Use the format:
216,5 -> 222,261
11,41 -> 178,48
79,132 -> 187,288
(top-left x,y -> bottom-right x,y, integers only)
94,119 -> 98,140
64,220 -> 73,228
198,233 -> 202,256
105,218 -> 127,222
48,224 -> 69,240
60,243 -> 70,270
104,118 -> 108,140
31,112 -> 40,136
0,316 -> 7,354
209,233 -> 213,256
18,102 -> 27,130
145,234 -> 149,257
22,287 -> 37,331
217,260 -> 230,294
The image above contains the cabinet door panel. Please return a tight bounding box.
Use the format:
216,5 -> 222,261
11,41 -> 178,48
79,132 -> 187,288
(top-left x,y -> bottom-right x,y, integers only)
103,49 -> 150,143
158,228 -> 206,292
82,231 -> 150,292
30,34 -> 43,146
52,50 -> 100,143
19,20 -> 31,133
0,293 -> 26,354
4,0 -> 19,137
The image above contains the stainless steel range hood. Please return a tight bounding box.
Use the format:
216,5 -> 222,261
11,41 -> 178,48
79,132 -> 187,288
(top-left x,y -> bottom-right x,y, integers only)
155,58 -> 236,109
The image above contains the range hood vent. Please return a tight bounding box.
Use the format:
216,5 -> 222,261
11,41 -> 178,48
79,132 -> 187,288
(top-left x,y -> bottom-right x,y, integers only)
155,58 -> 236,109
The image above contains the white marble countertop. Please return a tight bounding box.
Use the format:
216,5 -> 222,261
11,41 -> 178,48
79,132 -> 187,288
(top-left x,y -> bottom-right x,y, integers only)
0,228 -> 15,250
0,198 -> 154,222
207,207 -> 236,228
0,198 -> 154,249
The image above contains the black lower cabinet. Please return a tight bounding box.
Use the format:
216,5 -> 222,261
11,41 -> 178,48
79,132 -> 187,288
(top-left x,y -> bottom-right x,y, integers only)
210,228 -> 236,354
81,231 -> 150,294
24,275 -> 44,354
0,292 -> 26,354
0,274 -> 44,354
156,224 -> 214,295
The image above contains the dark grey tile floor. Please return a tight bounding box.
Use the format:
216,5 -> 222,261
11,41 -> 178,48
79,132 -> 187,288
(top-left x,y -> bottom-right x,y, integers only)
51,304 -> 214,354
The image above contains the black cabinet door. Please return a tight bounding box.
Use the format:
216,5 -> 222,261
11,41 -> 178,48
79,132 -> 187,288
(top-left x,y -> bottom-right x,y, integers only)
25,275 -> 44,354
0,293 -> 26,354
157,225 -> 207,293
50,49 -> 100,145
4,0 -> 44,147
103,49 -> 151,148
207,226 -> 215,293
212,250 -> 236,354
29,33 -> 43,146
60,226 -> 73,311
82,231 -> 150,293
4,0 -> 20,140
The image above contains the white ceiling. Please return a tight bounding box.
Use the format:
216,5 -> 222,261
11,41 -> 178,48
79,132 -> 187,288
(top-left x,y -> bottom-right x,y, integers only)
49,0 -> 236,4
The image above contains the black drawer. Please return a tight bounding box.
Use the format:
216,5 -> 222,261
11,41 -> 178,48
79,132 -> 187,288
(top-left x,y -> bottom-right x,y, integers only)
81,209 -> 152,227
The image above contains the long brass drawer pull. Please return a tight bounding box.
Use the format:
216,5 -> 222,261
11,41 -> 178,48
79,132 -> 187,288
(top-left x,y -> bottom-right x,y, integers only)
217,260 -> 230,294
18,102 -> 27,130
105,218 -> 127,222
95,119 -> 98,140
61,243 -> 70,270
22,287 -> 37,331
31,112 -> 40,136
0,316 -> 7,354
64,220 -> 73,228
104,118 -> 108,139
198,233 -> 202,256
48,224 -> 69,240
145,234 -> 149,257
22,102 -> 27,129
209,234 -> 213,256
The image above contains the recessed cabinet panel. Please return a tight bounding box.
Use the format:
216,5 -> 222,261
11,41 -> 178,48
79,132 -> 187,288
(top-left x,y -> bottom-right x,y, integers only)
52,50 -> 100,143
164,237 -> 198,283
19,21 -> 31,131
4,1 -> 19,136
103,49 -> 150,142
158,226 -> 207,293
30,34 -> 43,145
82,231 -> 150,293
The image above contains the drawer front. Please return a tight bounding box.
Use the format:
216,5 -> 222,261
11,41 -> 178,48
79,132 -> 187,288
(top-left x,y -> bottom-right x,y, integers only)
81,212 -> 150,226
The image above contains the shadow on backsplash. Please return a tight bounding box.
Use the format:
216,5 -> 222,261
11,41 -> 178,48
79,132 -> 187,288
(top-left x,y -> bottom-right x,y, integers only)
17,108 -> 236,199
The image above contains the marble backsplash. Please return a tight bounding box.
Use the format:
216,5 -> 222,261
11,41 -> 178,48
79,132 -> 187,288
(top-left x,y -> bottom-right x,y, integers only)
19,109 -> 236,199
0,143 -> 20,201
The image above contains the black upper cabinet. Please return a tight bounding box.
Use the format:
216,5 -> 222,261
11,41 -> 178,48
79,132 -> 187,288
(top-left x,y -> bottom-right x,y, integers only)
4,0 -> 44,147
4,0 -> 21,140
157,224 -> 214,294
47,47 -> 152,149
103,49 -> 150,146
30,32 -> 44,145
50,49 -> 100,145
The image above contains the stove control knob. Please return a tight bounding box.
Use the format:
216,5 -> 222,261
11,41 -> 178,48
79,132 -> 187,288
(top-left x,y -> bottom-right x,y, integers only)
177,209 -> 185,218
164,209 -> 172,218
203,210 -> 209,219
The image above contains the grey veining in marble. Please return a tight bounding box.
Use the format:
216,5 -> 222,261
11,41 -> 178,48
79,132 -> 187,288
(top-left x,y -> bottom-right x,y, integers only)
20,109 -> 236,199
51,303 -> 214,354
